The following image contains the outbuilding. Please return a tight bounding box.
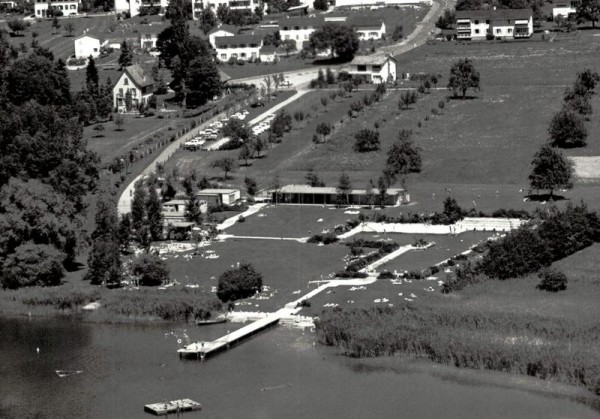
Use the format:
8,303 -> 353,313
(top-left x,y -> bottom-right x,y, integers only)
197,189 -> 241,206
272,185 -> 409,206
348,54 -> 397,83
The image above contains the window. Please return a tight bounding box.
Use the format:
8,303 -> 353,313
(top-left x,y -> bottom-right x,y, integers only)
357,65 -> 367,72
474,19 -> 479,24
496,28 -> 501,34
251,52 -> 257,58
241,52 -> 246,58
372,65 -> 381,72
284,35 -> 290,40
221,54 -> 226,59
118,88 -> 123,96
232,53 -> 237,58
486,19 -> 490,24
124,78 -> 129,86
508,28 -> 512,34
93,48 -> 98,52
475,29 -> 480,34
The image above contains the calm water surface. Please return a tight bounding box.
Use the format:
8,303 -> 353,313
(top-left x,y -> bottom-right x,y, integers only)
1,317 -> 598,419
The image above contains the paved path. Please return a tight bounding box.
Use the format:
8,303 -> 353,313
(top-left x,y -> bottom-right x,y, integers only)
215,203 -> 267,230
248,89 -> 309,125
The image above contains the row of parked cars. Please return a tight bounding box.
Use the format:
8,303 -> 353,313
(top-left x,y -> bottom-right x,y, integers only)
183,110 -> 250,151
252,114 -> 276,136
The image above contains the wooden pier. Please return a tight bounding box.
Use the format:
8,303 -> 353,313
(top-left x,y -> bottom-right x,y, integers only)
144,399 -> 201,416
178,313 -> 281,360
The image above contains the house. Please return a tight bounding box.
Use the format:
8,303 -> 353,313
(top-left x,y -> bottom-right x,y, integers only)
214,34 -> 263,62
279,16 -> 324,51
113,64 -> 154,112
197,189 -> 241,206
0,1 -> 17,10
273,185 -> 409,206
193,0 -> 258,18
348,16 -> 386,40
138,24 -> 167,50
207,24 -> 238,49
456,9 -> 533,40
162,199 -> 208,223
126,0 -> 169,17
74,35 -> 103,59
34,0 -> 79,17
348,54 -> 397,83
553,0 -> 579,18
334,0 -> 432,8
259,45 -> 278,62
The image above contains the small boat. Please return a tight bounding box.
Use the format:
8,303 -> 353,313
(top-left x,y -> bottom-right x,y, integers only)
55,370 -> 83,378
195,315 -> 228,326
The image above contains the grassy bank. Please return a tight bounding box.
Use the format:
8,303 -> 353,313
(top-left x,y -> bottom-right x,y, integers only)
0,284 -> 223,323
315,304 -> 600,395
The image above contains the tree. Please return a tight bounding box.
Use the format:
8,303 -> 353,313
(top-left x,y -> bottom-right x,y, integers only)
184,192 -> 203,224
537,268 -> 568,292
577,0 -> 600,27
263,31 -> 282,47
132,254 -> 169,286
86,56 -> 99,97
52,17 -> 61,34
216,262 -> 263,302
146,186 -> 163,241
271,110 -> 292,138
217,4 -> 230,21
238,144 -> 252,166
131,182 -> 147,232
391,25 -> 403,41
118,213 -> 132,249
282,39 -> 297,56
251,136 -> 266,158
64,22 -> 75,37
316,122 -> 332,142
377,176 -> 387,208
119,40 -> 133,69
114,113 -> 125,130
548,109 -> 587,148
529,144 -> 573,198
354,129 -> 380,152
398,90 -> 418,110
200,8 -> 217,34
443,196 -> 464,223
574,69 -> 600,94
435,9 -> 455,29
336,171 -> 352,206
7,19 -> 26,36
563,88 -> 592,116
212,157 -> 236,180
448,58 -> 480,99
222,118 -> 251,143
1,244 -> 64,289
308,24 -> 359,61
385,129 -> 422,184
244,176 -> 257,196
313,0 -> 328,10
185,55 -> 222,108
305,167 -> 325,187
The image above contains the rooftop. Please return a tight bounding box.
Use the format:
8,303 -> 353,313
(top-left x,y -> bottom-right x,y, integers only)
198,189 -> 240,195
456,8 -> 532,20
278,185 -> 405,195
215,34 -> 263,47
347,15 -> 385,28
208,24 -> 239,35
123,64 -> 153,88
350,54 -> 397,66
163,200 -> 188,205
279,16 -> 324,28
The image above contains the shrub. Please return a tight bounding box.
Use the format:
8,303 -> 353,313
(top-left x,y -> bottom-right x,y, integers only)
378,270 -> 396,279
1,244 -> 65,289
537,268 -> 567,292
307,233 -> 338,244
132,254 -> 169,286
296,299 -> 311,308
335,271 -> 369,278
216,262 -> 263,302
237,215 -> 245,223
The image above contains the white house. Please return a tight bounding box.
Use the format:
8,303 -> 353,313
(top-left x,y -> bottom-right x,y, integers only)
192,0 -> 258,19
553,0 -> 579,18
348,54 -> 397,83
259,45 -> 278,62
0,1 -> 17,9
214,34 -> 263,62
34,0 -> 79,17
279,16 -> 324,51
348,16 -> 386,40
124,0 -> 168,17
334,0 -> 431,7
74,35 -> 103,59
197,189 -> 241,206
138,24 -> 167,50
207,24 -> 238,49
456,8 -> 533,40
113,64 -> 154,111
162,199 -> 208,223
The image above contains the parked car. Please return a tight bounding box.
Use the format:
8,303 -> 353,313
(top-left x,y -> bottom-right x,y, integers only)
184,139 -> 205,151
251,100 -> 265,108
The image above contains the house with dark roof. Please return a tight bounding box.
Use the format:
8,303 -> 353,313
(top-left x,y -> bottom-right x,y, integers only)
113,65 -> 154,112
279,16 -> 324,50
456,8 -> 533,40
207,24 -> 239,49
138,23 -> 168,50
259,45 -> 278,62
214,34 -> 263,62
348,54 -> 397,83
348,16 -> 386,40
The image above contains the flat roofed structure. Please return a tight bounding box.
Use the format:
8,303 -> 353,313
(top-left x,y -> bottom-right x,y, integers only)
273,185 -> 409,206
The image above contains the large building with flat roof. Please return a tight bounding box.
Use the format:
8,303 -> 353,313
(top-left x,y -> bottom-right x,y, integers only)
272,185 -> 409,206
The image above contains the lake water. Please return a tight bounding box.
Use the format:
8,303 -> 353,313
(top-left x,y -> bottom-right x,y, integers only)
1,316 -> 598,419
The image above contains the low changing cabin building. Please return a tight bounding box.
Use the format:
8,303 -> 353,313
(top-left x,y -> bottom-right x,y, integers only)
348,54 -> 397,83
214,34 -> 263,62
113,64 -> 154,112
456,9 -> 533,40
273,185 -> 409,206
197,189 -> 241,206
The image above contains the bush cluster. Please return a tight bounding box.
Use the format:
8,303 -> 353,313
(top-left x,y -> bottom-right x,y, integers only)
307,232 -> 339,244
216,262 -> 263,302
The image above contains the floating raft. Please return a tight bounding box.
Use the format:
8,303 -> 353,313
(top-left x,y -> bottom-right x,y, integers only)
55,370 -> 83,378
144,399 -> 201,416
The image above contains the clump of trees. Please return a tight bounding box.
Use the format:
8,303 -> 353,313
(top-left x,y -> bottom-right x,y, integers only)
354,129 -> 380,152
307,24 -> 359,61
132,253 -> 170,286
384,129 -> 422,187
537,268 -> 568,292
216,262 -> 263,302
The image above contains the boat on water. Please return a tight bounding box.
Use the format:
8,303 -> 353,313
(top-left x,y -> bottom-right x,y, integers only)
195,314 -> 228,326
55,370 -> 83,378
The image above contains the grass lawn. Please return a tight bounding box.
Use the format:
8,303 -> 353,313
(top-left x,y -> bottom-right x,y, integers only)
227,204 -> 359,238
219,56 -> 317,80
164,238 -> 348,312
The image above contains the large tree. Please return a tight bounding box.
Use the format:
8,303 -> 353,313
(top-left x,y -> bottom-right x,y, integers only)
385,129 -> 422,185
131,182 -> 148,232
336,171 -> 352,206
132,253 -> 169,286
146,186 -> 163,241
185,55 -> 222,108
1,244 -> 64,289
354,129 -> 380,152
118,40 -> 133,69
548,109 -> 588,148
529,144 -> 573,198
448,58 -> 480,99
211,157 -> 236,180
308,24 -> 359,61
217,262 -> 263,302
577,0 -> 600,27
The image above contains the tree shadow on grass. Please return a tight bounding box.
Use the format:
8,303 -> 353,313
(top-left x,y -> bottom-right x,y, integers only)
526,193 -> 568,202
447,95 -> 479,101
64,260 -> 85,273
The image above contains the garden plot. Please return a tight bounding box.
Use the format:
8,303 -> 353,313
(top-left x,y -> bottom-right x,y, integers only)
164,238 -> 348,312
227,205 -> 358,238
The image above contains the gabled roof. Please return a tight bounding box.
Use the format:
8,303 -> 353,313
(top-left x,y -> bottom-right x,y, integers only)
208,24 -> 239,36
279,16 -> 324,29
75,33 -> 104,43
123,64 -> 153,88
214,34 -> 263,47
219,70 -> 231,83
456,8 -> 532,20
350,54 -> 397,66
347,16 -> 384,28
137,23 -> 168,35
260,45 -> 277,54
